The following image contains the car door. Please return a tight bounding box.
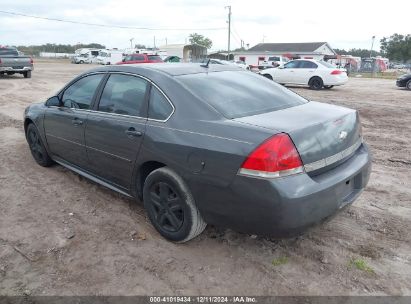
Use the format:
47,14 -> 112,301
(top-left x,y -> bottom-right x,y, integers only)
274,60 -> 300,83
44,73 -> 105,168
84,73 -> 149,190
296,60 -> 318,84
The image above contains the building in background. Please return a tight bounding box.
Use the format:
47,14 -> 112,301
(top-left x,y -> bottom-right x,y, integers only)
158,44 -> 207,62
233,42 -> 337,67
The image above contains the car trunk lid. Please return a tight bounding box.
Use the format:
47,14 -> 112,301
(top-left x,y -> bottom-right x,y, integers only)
233,101 -> 362,173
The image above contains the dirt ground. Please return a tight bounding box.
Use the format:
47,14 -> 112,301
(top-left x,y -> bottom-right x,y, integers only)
0,59 -> 410,296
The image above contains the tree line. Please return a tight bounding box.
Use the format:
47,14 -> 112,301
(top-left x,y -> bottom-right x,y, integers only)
13,43 -> 106,56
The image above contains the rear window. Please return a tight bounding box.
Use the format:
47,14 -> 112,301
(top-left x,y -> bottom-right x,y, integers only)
318,61 -> 336,68
268,56 -> 280,61
0,48 -> 18,56
177,71 -> 307,118
148,55 -> 162,61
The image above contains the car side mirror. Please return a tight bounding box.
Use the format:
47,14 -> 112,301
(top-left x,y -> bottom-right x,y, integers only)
46,96 -> 61,107
279,65 -> 285,69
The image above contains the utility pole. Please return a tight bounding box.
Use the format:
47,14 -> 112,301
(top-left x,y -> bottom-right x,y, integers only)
130,38 -> 134,49
225,5 -> 231,60
154,36 -> 156,49
370,35 -> 376,58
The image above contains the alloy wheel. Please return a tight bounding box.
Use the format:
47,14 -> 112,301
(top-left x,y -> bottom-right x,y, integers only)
28,129 -> 45,163
149,182 -> 184,232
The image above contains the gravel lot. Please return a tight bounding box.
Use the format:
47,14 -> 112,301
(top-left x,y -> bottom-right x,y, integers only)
0,59 -> 410,296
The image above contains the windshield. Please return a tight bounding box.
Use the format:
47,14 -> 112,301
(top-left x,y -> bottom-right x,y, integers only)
177,71 -> 307,119
0,48 -> 19,56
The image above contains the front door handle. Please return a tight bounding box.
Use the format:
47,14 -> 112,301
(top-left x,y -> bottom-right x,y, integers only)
71,118 -> 83,126
125,128 -> 142,137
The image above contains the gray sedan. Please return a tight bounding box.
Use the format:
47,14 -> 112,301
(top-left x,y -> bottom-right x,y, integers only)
24,63 -> 371,242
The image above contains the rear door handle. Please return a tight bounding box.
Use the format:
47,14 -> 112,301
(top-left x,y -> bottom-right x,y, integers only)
125,128 -> 142,137
71,118 -> 83,126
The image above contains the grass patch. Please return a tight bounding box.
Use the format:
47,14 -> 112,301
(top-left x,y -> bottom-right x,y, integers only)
271,256 -> 288,267
349,258 -> 375,274
349,72 -> 406,80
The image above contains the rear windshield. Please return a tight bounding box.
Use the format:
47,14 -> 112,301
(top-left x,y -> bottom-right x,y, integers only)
148,55 -> 162,61
318,61 -> 336,68
0,48 -> 18,56
177,71 -> 307,118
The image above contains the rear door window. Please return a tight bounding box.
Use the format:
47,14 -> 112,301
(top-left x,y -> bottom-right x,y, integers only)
177,71 -> 307,118
300,61 -> 318,69
148,86 -> 173,121
62,74 -> 104,109
98,74 -> 148,116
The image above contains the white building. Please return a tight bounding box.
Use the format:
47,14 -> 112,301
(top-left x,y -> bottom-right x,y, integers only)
234,42 -> 337,66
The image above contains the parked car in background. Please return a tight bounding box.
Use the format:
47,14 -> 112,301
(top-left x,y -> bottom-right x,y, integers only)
71,50 -> 100,64
0,46 -> 33,78
262,56 -> 290,67
96,50 -> 123,65
164,56 -> 181,63
24,63 -> 370,242
117,54 -> 163,65
261,59 -> 348,90
396,73 -> 411,90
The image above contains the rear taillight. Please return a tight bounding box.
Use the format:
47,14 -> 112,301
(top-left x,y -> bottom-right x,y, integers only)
238,133 -> 304,178
331,70 -> 342,75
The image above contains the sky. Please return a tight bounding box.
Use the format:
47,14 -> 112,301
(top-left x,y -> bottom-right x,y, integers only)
1,0 -> 410,52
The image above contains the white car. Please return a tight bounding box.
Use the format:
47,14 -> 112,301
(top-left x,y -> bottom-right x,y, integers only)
261,59 -> 348,90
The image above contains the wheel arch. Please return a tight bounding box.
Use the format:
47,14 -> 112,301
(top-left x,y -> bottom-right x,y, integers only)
136,160 -> 167,199
24,118 -> 35,136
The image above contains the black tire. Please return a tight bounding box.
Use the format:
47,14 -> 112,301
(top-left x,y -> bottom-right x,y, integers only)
143,167 -> 206,242
23,71 -> 32,78
26,124 -> 54,167
79,60 -> 84,64
309,77 -> 323,90
263,74 -> 273,80
406,80 -> 411,90
324,85 -> 334,89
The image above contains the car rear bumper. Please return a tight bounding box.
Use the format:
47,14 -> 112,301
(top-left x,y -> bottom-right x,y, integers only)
193,143 -> 371,237
0,66 -> 33,72
324,75 -> 348,86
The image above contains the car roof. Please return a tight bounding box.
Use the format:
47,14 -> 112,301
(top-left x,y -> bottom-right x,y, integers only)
88,63 -> 243,76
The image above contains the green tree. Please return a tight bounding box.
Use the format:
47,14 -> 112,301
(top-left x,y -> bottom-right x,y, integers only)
380,33 -> 411,62
188,33 -> 212,49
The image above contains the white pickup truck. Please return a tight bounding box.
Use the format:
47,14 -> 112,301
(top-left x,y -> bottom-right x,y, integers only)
0,47 -> 33,78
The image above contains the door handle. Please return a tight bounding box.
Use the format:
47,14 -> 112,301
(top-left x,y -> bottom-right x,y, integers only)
125,128 -> 142,137
71,118 -> 83,126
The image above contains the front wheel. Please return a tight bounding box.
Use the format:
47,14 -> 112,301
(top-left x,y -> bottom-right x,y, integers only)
26,124 -> 54,167
309,77 -> 324,90
406,80 -> 411,90
324,85 -> 334,89
143,167 -> 206,242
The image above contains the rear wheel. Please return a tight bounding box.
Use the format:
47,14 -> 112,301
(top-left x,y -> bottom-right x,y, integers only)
309,77 -> 323,90
143,167 -> 206,242
26,124 -> 53,167
263,74 -> 273,80
23,71 -> 32,78
406,80 -> 411,90
324,85 -> 334,89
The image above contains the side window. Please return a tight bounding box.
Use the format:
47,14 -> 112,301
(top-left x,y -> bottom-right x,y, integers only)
98,74 -> 148,116
62,74 -> 104,109
300,61 -> 318,69
148,86 -> 173,121
284,61 -> 300,69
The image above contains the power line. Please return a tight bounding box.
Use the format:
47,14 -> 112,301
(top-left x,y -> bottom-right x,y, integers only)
0,10 -> 226,31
